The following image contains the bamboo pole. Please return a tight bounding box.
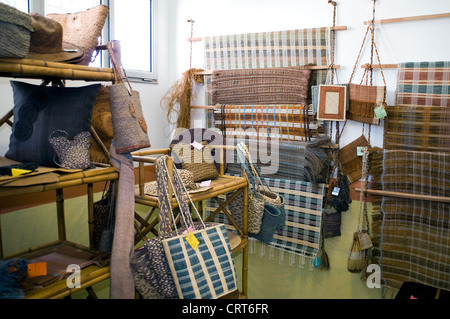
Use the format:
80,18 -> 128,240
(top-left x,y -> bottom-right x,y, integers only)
187,25 -> 348,42
364,12 -> 450,25
355,188 -> 450,203
196,65 -> 340,76
0,62 -> 115,81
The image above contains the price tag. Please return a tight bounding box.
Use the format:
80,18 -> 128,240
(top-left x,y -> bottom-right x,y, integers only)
357,146 -> 366,156
374,105 -> 387,119
200,180 -> 211,187
332,187 -> 340,196
28,262 -> 47,278
313,257 -> 321,269
185,231 -> 200,251
191,141 -> 204,150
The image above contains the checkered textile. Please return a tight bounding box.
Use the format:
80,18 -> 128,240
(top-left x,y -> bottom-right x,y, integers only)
162,224 -> 238,299
395,61 -> 450,107
370,150 -> 450,291
215,104 -> 312,142
205,178 -> 324,259
384,106 -> 450,153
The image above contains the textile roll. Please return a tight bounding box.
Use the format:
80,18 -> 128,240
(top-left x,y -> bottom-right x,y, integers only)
384,106 -> 450,153
214,104 -> 312,142
225,137 -> 332,184
369,150 -> 450,291
395,61 -> 450,108
211,66 -> 313,106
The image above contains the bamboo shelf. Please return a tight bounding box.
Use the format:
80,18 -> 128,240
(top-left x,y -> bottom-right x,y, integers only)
0,54 -> 119,299
0,58 -> 115,82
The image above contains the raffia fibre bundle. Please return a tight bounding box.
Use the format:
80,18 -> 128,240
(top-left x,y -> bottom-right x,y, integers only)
161,68 -> 204,129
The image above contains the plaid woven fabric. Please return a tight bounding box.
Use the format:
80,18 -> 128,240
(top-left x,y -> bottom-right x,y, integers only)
371,150 -> 450,291
162,224 -> 237,299
205,178 -> 324,259
215,104 -> 311,142
395,61 -> 450,107
384,106 -> 450,153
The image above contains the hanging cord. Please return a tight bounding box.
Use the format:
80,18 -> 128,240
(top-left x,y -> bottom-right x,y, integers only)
188,19 -> 195,70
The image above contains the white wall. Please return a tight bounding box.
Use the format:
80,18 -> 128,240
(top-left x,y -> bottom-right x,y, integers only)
168,0 -> 450,148
1,0 -> 449,155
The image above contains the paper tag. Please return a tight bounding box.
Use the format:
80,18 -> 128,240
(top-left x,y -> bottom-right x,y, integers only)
332,187 -> 340,196
28,262 -> 47,278
11,168 -> 32,177
357,146 -> 366,156
374,106 -> 387,119
200,180 -> 211,187
185,231 -> 200,251
191,141 -> 204,150
313,257 -> 321,269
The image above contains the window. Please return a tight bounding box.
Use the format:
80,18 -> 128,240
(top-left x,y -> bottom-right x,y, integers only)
1,0 -> 157,83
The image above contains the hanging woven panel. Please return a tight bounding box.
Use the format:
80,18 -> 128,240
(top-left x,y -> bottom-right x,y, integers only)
395,61 -> 450,108
211,66 -> 313,106
369,150 -> 450,291
384,106 -> 450,153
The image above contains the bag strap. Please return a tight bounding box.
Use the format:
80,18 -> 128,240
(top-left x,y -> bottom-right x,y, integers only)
106,41 -> 133,95
357,147 -> 370,233
236,142 -> 272,194
156,155 -> 206,236
348,23 -> 386,89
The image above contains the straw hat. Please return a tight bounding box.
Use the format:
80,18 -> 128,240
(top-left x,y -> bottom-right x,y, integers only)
28,13 -> 84,63
143,169 -> 212,197
47,5 -> 109,66
0,3 -> 34,58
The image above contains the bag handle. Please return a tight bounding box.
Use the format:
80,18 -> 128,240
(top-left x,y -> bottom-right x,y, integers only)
106,41 -> 133,95
236,142 -> 272,194
348,23 -> 386,89
155,155 -> 206,237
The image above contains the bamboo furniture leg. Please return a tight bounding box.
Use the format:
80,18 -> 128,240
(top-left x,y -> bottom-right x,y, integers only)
56,189 -> 66,242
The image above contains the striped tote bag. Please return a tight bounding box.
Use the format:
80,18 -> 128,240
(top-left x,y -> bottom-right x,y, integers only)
162,223 -> 238,299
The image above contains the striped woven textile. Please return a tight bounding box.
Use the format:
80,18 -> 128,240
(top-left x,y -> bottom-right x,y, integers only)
384,106 -> 450,153
214,104 -> 312,142
205,178 -> 325,259
370,150 -> 450,291
211,66 -> 312,105
225,138 -> 332,184
203,27 -> 332,86
395,61 -> 450,107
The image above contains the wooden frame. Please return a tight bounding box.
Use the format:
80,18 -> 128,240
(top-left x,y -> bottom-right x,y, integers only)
317,84 -> 347,121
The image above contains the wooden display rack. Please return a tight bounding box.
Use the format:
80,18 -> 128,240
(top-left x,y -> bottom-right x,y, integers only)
0,48 -> 119,299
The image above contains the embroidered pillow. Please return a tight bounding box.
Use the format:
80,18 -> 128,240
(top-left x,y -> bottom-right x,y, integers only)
5,81 -> 101,167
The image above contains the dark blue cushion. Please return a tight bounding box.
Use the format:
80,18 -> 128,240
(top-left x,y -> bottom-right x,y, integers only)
5,81 -> 101,167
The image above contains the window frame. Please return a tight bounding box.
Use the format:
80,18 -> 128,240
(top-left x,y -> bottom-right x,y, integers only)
24,0 -> 158,83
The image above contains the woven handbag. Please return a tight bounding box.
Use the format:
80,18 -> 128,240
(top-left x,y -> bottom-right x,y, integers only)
347,24 -> 387,125
93,181 -> 116,252
49,130 -> 91,170
156,156 -> 237,299
236,142 -> 285,234
107,41 -> 151,154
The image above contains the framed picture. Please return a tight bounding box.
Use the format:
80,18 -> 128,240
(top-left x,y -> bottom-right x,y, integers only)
317,85 -> 347,121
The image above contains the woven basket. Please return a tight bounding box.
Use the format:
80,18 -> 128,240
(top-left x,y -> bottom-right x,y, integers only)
340,135 -> 370,184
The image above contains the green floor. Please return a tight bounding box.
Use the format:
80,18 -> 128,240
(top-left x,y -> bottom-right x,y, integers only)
2,195 -> 382,299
